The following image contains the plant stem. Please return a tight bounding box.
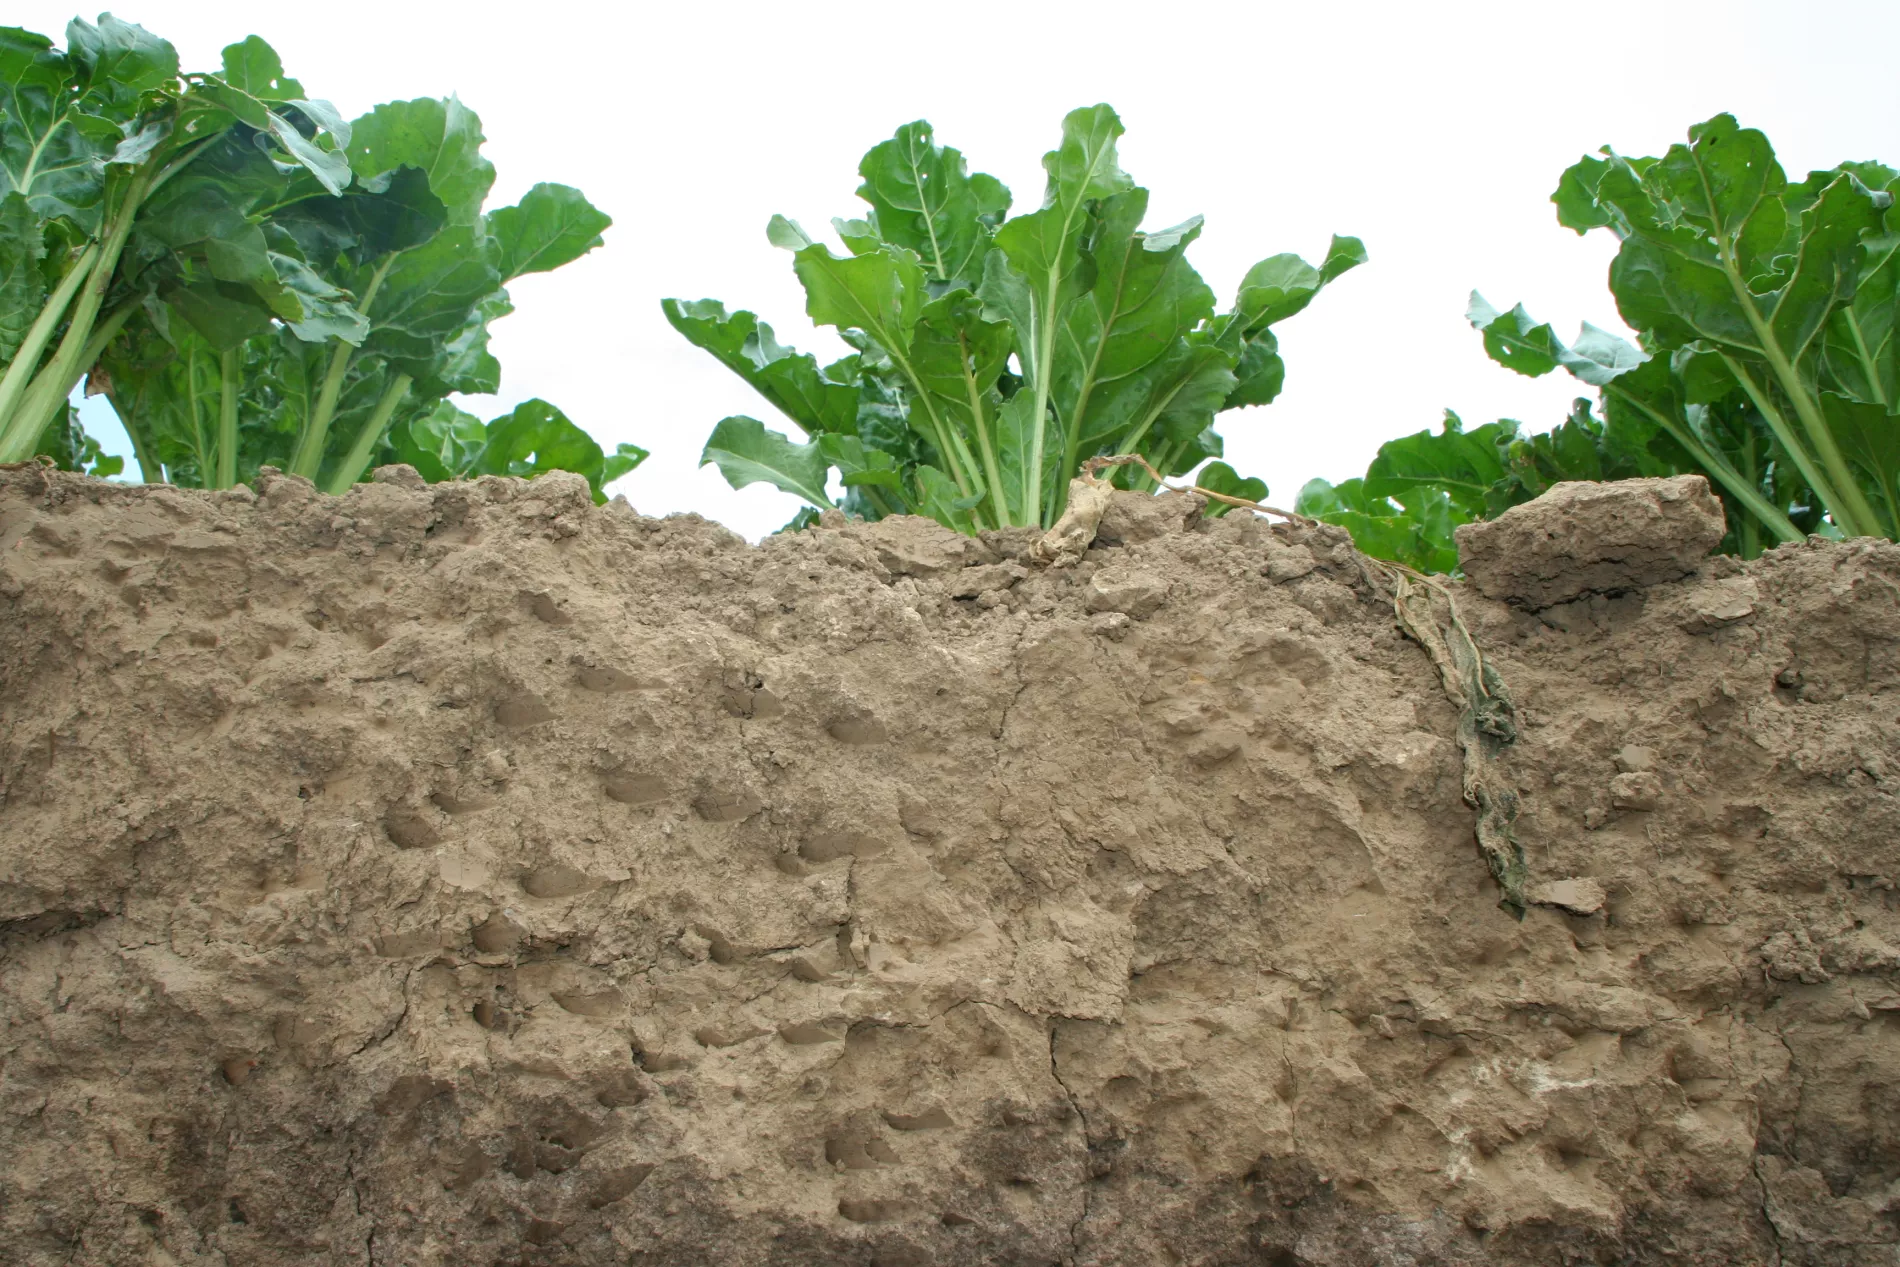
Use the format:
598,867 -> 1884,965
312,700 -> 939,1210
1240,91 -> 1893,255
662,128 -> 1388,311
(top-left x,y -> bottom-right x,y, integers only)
1717,355 -> 1850,530
1842,311 -> 1890,408
1027,274 -> 1059,526
1752,330 -> 1880,537
885,346 -> 990,529
0,245 -> 98,454
0,162 -> 155,462
77,300 -> 137,376
1606,383 -> 1803,543
1708,208 -> 1881,537
290,254 -> 394,482
216,347 -> 239,490
1736,427 -> 1762,560
959,334 -> 1009,526
9,297 -> 138,461
187,347 -> 208,478
1147,437 -> 1187,490
1112,364 -> 1208,474
325,372 -> 412,495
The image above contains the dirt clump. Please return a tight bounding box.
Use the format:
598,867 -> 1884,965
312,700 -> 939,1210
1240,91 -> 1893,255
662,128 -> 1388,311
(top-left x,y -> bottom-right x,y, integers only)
1,467 -> 1896,1265
1457,474 -> 1727,608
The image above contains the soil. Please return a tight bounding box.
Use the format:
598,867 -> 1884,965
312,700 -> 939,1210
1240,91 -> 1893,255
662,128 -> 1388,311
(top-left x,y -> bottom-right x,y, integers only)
2,464 -> 1897,1266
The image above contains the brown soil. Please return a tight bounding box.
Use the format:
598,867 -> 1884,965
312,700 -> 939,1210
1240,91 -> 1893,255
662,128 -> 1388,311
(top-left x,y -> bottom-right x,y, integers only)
2,465 -> 1896,1266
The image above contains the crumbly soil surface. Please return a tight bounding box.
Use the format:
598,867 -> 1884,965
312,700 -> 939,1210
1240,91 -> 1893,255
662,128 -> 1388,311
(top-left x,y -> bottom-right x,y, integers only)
2,465 -> 1897,1266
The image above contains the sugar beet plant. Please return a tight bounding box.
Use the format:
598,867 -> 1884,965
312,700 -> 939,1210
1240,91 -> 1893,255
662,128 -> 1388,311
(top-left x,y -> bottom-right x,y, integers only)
667,106 -> 1362,532
1303,114 -> 1900,570
0,16 -> 643,499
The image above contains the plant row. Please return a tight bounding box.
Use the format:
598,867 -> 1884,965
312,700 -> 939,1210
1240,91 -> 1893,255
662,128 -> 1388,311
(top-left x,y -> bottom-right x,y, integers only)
8,18 -> 1895,566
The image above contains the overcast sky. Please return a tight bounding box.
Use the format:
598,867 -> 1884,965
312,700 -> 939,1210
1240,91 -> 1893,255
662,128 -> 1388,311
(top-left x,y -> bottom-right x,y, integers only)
20,1 -> 1900,538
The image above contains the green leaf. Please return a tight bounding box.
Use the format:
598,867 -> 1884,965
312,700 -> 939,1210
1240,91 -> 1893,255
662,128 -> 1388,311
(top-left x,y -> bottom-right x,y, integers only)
915,462 -> 982,532
273,253 -> 371,344
385,398 -> 486,481
766,213 -> 814,250
1466,292 -> 1561,377
1223,324 -> 1283,409
1235,239 -> 1363,330
1827,393 -> 1900,536
817,432 -> 902,489
1660,115 -> 1789,279
1221,235 -> 1361,409
1467,292 -> 1649,392
365,224 -> 502,363
347,97 -> 494,226
413,289 -> 509,396
855,120 -> 1008,288
1057,189 -> 1217,452
976,246 -> 1037,375
0,191 -> 46,361
602,441 -> 648,487
65,15 -> 177,109
699,414 -> 833,507
274,164 -> 447,268
1194,460 -> 1265,517
911,287 -> 1013,431
0,27 -> 111,229
1562,323 -> 1648,387
1363,411 -> 1512,517
792,239 -> 926,354
661,298 -> 859,436
1552,154 -> 1615,235
989,106 -> 1133,367
166,282 -> 274,351
264,106 -> 352,197
830,216 -> 881,256
219,36 -> 303,101
1295,476 -> 1463,575
1041,104 -> 1133,209
1770,171 -> 1888,363
1319,235 -> 1368,284
1820,224 -> 1897,406
488,182 -> 610,281
1085,331 -> 1236,460
991,390 -> 1039,526
466,398 -> 609,491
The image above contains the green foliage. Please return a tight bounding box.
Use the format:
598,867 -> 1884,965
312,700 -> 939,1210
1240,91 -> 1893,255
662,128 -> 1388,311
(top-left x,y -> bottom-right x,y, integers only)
0,19 -> 634,501
1193,461 -> 1267,518
0,15 -> 357,463
667,107 -> 1360,533
383,399 -> 645,496
1466,115 -> 1899,552
1310,114 -> 1895,570
1298,402 -> 1674,574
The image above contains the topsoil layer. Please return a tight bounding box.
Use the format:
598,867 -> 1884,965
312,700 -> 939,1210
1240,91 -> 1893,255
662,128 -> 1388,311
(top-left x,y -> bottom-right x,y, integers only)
1,465 -> 1897,1266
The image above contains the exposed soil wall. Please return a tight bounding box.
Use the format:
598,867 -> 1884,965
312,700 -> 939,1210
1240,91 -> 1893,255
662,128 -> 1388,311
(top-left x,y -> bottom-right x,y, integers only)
2,465 -> 1897,1266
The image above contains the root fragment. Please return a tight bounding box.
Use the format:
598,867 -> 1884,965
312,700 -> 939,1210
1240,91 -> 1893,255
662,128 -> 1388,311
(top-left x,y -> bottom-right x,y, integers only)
1378,564 -> 1527,917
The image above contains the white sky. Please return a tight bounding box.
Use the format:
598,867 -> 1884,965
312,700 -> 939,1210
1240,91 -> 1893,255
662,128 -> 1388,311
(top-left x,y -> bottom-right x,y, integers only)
23,0 -> 1900,538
